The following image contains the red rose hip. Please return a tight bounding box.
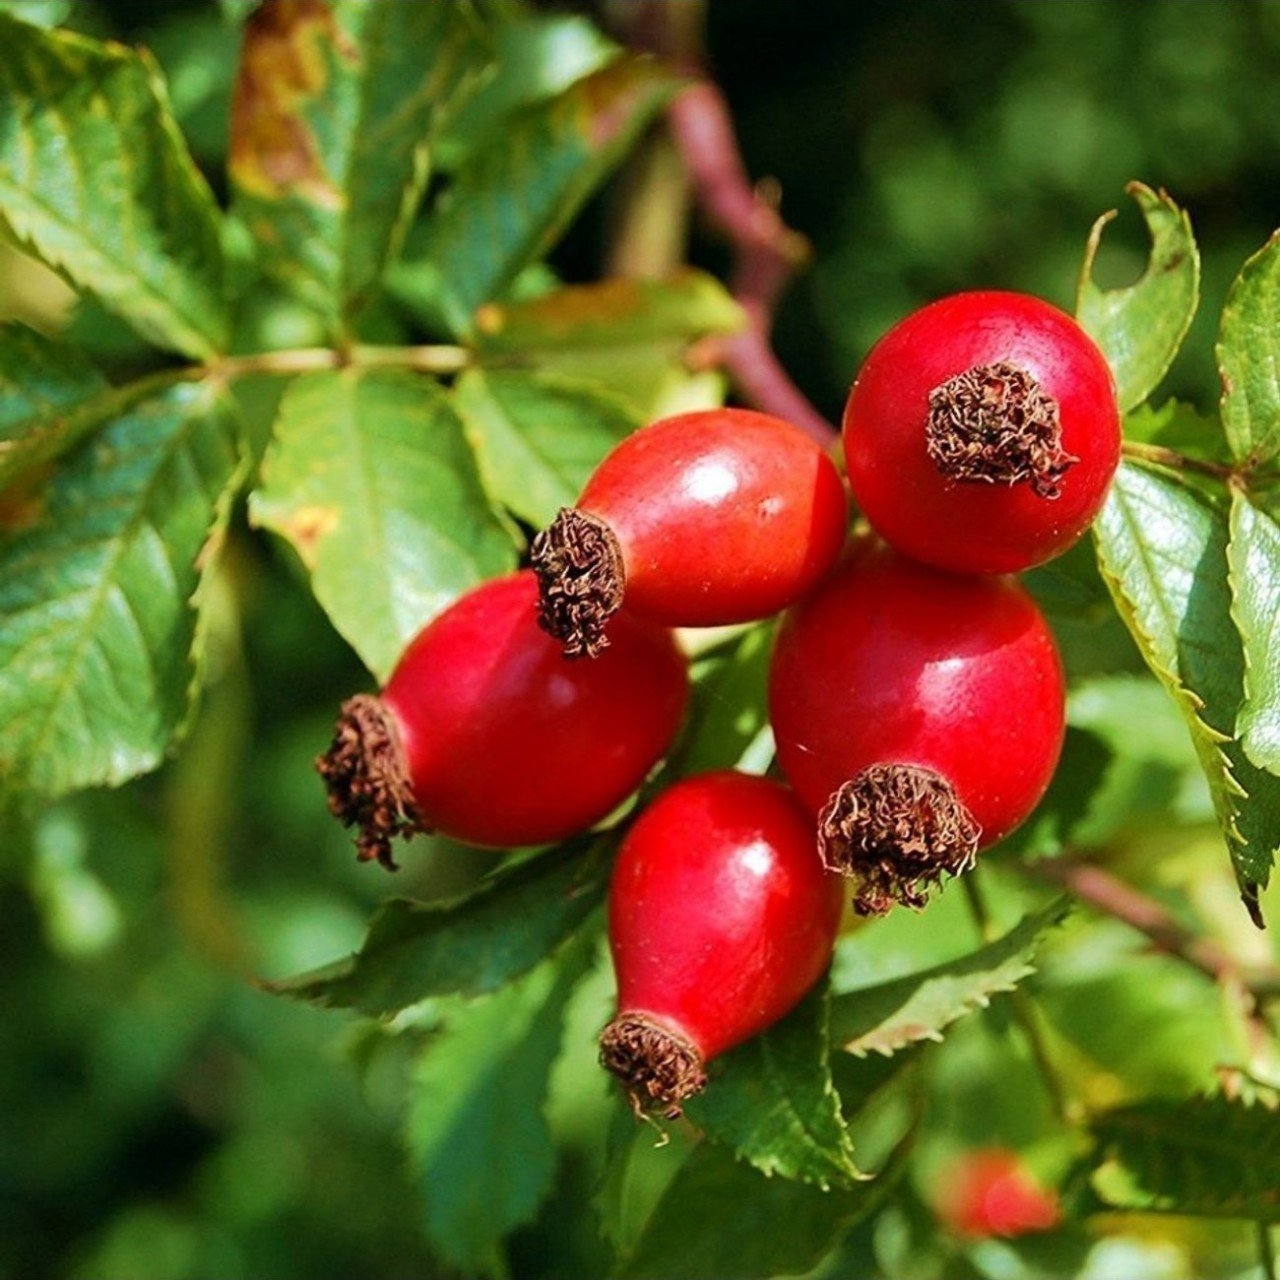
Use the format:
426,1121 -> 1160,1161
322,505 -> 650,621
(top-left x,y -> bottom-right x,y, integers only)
843,291 -> 1120,574
600,770 -> 843,1116
769,541 -> 1065,914
317,571 -> 688,866
937,1149 -> 1061,1239
531,408 -> 848,658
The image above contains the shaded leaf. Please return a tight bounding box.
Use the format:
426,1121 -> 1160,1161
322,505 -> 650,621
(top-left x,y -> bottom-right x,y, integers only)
1229,493 -> 1280,776
402,57 -> 681,336
685,979 -> 862,1189
616,1126 -> 909,1280
439,13 -> 619,166
1087,1094 -> 1280,1221
249,368 -> 516,681
454,368 -> 639,528
1076,182 -> 1199,411
265,836 -> 611,1016
230,0 -> 483,329
408,933 -> 596,1278
0,16 -> 227,358
1124,398 -> 1232,468
0,322 -> 108,488
1092,461 -> 1275,921
0,380 -> 241,799
829,899 -> 1070,1057
1218,231 -> 1280,466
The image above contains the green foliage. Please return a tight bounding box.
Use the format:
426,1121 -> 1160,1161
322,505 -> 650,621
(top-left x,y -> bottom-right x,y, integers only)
4,3 -> 1280,1278
249,368 -> 516,680
1076,183 -> 1200,411
1085,1095 -> 1280,1221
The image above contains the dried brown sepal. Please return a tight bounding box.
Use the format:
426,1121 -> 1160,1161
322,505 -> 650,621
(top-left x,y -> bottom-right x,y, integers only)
818,763 -> 981,916
926,361 -> 1077,499
530,507 -> 625,660
599,1012 -> 707,1119
315,694 -> 425,871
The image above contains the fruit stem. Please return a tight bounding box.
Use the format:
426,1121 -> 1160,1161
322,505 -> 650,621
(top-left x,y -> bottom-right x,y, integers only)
818,763 -> 980,915
599,1011 -> 708,1118
530,509 -> 626,660
315,694 -> 424,870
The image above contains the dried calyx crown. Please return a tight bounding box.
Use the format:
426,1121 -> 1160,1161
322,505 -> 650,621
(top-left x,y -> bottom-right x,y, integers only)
315,694 -> 424,870
530,508 -> 626,660
818,763 -> 981,915
598,1012 -> 708,1119
926,361 -> 1077,499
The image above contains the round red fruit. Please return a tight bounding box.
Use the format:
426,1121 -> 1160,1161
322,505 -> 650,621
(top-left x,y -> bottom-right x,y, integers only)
600,770 -> 843,1116
936,1149 -> 1061,1239
531,408 -> 848,658
843,291 -> 1120,574
769,541 -> 1065,914
317,571 -> 688,866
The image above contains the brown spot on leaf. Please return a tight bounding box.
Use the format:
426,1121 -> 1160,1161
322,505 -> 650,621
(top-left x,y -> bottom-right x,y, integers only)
280,504 -> 338,564
0,464 -> 51,533
229,0 -> 356,207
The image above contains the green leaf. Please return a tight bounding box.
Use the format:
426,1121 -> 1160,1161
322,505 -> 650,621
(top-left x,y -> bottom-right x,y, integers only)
407,934 -> 596,1278
0,17 -> 228,358
669,624 -> 773,777
1218,231 -> 1280,466
1092,461 -> 1274,921
1076,182 -> 1199,411
229,0 -> 482,330
454,368 -> 639,528
0,380 -> 241,799
1125,398 -> 1231,468
1087,1094 -> 1280,1221
1228,493 -> 1280,776
616,1127 -> 909,1280
0,322 -> 108,488
249,368 -> 516,681
438,13 -> 619,166
402,57 -> 681,337
685,979 -> 862,1189
828,899 -> 1070,1057
265,836 -> 611,1016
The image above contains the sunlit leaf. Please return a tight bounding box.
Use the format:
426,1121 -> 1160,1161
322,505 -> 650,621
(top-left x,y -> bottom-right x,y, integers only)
454,368 -> 639,528
0,16 -> 228,358
1228,492 -> 1280,776
1076,182 -> 1199,411
0,380 -> 241,799
685,979 -> 863,1189
828,899 -> 1069,1057
229,0 -> 483,330
407,934 -> 596,1278
1218,231 -> 1280,466
265,836 -> 611,1016
249,368 -> 516,681
1093,461 -> 1277,922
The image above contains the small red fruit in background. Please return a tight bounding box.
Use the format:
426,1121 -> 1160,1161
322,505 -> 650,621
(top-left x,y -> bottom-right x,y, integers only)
317,571 -> 688,866
936,1149 -> 1061,1238
600,770 -> 843,1116
843,291 -> 1120,574
769,540 -> 1065,914
531,407 -> 848,658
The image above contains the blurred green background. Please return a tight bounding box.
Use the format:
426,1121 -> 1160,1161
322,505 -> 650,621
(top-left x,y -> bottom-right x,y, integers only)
4,1 -> 1280,1277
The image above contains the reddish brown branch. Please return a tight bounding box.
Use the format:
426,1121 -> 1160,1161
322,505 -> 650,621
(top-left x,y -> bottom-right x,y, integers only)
1029,854 -> 1280,1002
666,81 -> 838,450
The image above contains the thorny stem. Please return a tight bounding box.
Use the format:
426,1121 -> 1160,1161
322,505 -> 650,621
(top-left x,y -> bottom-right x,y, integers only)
962,873 -> 1080,1125
1027,854 -> 1280,1005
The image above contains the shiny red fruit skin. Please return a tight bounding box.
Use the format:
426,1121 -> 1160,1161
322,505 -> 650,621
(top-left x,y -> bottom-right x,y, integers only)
769,542 -> 1065,847
938,1150 -> 1061,1238
579,408 -> 848,626
608,771 -> 844,1061
843,291 -> 1120,574
383,571 -> 688,848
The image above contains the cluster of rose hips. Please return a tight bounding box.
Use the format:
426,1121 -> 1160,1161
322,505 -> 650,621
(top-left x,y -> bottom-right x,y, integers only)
319,291 -> 1120,1118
